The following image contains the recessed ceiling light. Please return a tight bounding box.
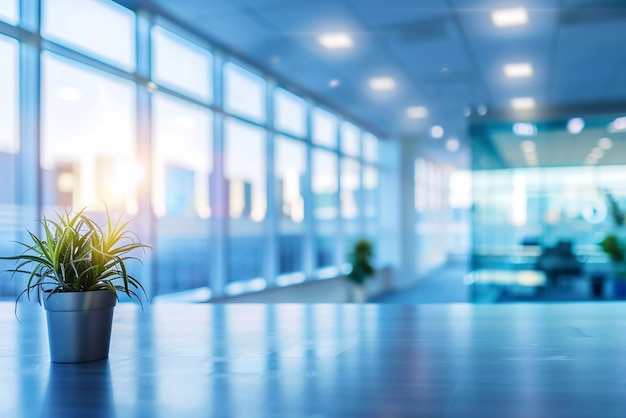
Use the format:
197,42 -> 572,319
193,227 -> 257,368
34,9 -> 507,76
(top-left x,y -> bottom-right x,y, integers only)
446,138 -> 459,151
463,107 -> 471,117
477,105 -> 488,116
598,137 -> 612,150
368,77 -> 396,91
328,78 -> 340,88
318,32 -> 353,49
511,97 -> 535,110
504,63 -> 533,78
406,106 -> 428,119
567,118 -> 585,134
491,7 -> 528,27
430,125 -> 444,138
513,123 -> 537,136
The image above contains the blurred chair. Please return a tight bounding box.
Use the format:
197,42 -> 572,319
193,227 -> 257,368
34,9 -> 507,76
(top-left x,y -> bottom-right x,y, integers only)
535,240 -> 583,285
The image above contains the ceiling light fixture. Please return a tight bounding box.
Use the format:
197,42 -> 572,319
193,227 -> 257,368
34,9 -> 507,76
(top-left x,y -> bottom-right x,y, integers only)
318,32 -> 353,49
430,125 -> 444,138
368,77 -> 396,91
511,97 -> 535,110
513,123 -> 537,136
504,63 -> 533,78
567,118 -> 585,134
477,105 -> 488,116
446,138 -> 459,151
406,106 -> 428,119
328,78 -> 340,88
491,7 -> 528,27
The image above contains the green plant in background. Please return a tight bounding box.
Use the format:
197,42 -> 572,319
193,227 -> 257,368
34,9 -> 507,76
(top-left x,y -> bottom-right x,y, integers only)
347,239 -> 375,284
599,192 -> 626,279
599,234 -> 624,263
1,208 -> 150,303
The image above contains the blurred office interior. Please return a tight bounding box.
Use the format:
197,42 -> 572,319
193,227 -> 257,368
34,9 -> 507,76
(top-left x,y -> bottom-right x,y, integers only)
1,0 -> 626,304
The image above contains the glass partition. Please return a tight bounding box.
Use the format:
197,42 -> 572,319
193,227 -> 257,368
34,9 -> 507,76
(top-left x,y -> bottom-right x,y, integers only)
470,114 -> 626,276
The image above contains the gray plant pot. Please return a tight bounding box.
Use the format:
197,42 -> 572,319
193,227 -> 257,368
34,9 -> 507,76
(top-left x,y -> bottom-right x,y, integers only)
43,290 -> 117,363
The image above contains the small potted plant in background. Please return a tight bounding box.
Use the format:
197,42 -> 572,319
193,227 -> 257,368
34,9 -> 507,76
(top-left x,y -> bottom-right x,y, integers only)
1,207 -> 150,363
598,192 -> 626,298
346,238 -> 375,303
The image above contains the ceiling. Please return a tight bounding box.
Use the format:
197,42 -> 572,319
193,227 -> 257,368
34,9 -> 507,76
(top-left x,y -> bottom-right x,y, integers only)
117,0 -> 626,168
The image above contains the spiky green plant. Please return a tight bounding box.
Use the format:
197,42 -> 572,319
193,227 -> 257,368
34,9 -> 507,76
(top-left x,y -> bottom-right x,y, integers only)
347,239 -> 375,285
1,208 -> 151,304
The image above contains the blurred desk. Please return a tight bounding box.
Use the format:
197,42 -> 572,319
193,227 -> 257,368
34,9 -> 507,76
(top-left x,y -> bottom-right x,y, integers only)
3,301 -> 626,417
466,269 -> 547,302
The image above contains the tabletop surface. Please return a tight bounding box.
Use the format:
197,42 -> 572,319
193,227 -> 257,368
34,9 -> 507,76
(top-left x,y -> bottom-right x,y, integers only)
2,301 -> 626,418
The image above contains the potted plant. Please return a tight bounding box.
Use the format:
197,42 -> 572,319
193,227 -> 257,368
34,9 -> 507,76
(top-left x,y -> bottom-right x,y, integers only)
346,239 -> 375,303
1,208 -> 150,363
599,192 -> 626,298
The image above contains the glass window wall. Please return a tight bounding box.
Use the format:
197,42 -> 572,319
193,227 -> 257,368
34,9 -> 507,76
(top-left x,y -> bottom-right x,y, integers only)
340,121 -> 360,157
224,118 -> 266,282
312,149 -> 338,268
0,0 -> 396,298
312,107 -> 337,148
223,62 -> 265,123
41,53 -> 137,215
341,158 -> 361,247
275,136 -> 306,274
0,0 -> 18,24
152,26 -> 212,103
274,88 -> 306,138
0,35 -> 19,296
42,0 -> 135,71
152,93 -> 213,294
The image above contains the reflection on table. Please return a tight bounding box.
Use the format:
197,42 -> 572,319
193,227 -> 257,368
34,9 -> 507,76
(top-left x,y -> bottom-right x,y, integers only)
3,301 -> 626,417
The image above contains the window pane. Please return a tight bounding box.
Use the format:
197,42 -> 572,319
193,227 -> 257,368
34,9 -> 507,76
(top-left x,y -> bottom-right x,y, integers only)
224,118 -> 266,282
275,136 -> 306,274
42,0 -> 135,71
152,93 -> 213,295
312,149 -> 338,267
341,158 -> 360,219
0,35 -> 20,298
224,62 -> 265,123
0,36 -> 18,154
363,132 -> 379,162
0,0 -> 18,24
41,53 -> 137,214
342,158 -> 361,252
152,26 -> 212,103
364,165 -> 379,238
312,107 -> 337,148
340,121 -> 360,157
274,88 -> 306,137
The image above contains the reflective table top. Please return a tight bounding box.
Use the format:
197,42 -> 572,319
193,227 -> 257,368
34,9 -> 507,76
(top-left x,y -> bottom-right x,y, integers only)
1,301 -> 626,417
